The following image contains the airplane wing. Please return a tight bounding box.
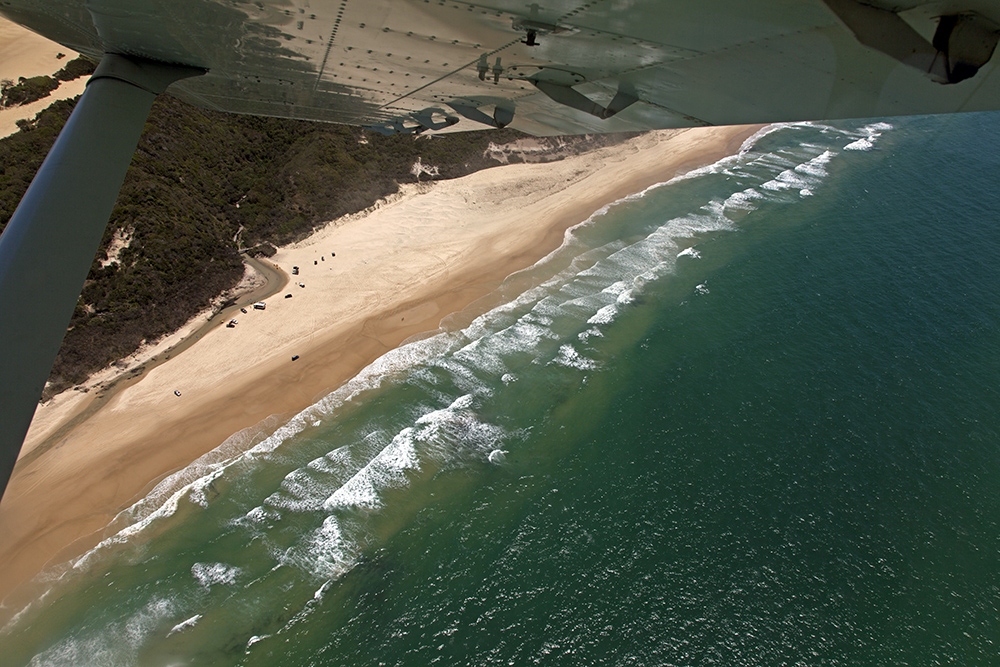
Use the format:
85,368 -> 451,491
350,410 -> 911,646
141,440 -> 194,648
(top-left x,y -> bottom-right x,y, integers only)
2,0 -> 1000,136
2,0 -> 1000,501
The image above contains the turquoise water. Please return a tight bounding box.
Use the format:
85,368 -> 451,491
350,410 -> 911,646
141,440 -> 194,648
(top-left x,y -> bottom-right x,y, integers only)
5,114 -> 1000,665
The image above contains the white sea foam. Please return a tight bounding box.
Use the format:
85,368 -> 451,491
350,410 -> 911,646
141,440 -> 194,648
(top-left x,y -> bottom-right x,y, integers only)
844,121 -> 894,151
274,394 -> 507,580
755,151 -> 800,172
257,440 -> 379,517
757,148 -> 836,198
322,455 -> 395,511
739,121 -> 845,156
70,461 -> 231,574
191,562 -> 241,589
297,515 -> 356,579
602,281 -> 629,295
618,290 -> 637,306
669,199 -> 734,235
46,114 -> 870,598
578,326 -> 603,343
4,118 -> 897,651
762,170 -> 807,192
843,137 -> 874,151
488,449 -> 508,464
795,150 -> 834,177
313,580 -> 334,601
553,344 -> 598,370
243,505 -> 275,526
266,468 -> 331,513
66,328 -> 469,563
587,304 -> 618,325
167,614 -> 202,636
662,152 -> 743,187
27,596 -> 179,667
740,122 -> 810,154
319,394 -> 491,513
246,634 -> 270,652
739,123 -> 785,154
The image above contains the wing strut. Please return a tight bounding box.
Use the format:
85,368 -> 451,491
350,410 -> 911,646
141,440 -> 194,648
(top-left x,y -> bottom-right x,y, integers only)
823,0 -> 1000,84
0,54 -> 203,502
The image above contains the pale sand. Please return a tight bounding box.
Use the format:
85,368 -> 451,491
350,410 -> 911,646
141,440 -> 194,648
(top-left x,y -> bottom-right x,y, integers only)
0,17 -> 83,139
0,19 -> 75,82
0,124 -> 761,612
0,78 -> 88,139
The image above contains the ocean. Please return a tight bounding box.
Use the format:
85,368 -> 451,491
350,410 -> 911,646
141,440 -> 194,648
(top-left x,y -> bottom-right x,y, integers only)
4,113 -> 999,666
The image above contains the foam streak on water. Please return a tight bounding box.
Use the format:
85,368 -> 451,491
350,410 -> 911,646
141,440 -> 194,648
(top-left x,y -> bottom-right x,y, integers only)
4,120 -> 908,665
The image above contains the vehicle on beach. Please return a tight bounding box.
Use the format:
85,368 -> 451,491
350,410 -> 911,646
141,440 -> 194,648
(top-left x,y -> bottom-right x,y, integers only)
253,302 -> 266,310
173,390 -> 181,397
240,307 -> 247,314
226,319 -> 238,328
292,266 -> 299,275
284,293 -> 292,298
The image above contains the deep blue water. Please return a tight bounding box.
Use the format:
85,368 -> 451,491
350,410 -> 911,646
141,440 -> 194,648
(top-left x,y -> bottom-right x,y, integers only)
5,113 -> 1000,666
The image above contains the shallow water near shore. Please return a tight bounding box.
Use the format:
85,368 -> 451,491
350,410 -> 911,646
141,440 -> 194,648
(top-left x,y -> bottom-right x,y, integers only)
5,113 -> 1000,665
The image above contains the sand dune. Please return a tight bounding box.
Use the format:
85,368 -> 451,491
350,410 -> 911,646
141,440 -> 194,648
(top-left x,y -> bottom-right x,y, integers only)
0,17 -> 82,139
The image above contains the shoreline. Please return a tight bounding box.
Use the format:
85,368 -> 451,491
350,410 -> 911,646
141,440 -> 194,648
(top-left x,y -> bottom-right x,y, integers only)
0,123 -> 762,616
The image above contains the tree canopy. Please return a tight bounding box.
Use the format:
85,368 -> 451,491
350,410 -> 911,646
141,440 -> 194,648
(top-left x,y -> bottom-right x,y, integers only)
1,93 -> 613,396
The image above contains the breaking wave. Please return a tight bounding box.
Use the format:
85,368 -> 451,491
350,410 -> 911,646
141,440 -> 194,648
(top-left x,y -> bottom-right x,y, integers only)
5,119 -> 895,663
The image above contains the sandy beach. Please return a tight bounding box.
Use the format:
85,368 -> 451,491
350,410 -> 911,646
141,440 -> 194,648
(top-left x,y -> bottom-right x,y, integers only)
0,13 -> 763,619
0,122 -> 760,612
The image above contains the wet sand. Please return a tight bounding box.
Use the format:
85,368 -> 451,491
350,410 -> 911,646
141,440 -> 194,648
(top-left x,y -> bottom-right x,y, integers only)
0,118 -> 762,613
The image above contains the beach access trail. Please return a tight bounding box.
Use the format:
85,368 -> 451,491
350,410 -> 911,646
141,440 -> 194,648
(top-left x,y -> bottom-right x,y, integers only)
15,257 -> 288,473
0,123 -> 761,614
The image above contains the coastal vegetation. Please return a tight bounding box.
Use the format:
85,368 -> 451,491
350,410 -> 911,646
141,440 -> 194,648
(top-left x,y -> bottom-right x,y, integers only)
0,75 -> 58,108
0,56 -> 95,109
0,93 -> 616,397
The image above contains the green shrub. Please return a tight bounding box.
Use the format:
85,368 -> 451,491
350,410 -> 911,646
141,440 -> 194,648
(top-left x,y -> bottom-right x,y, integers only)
0,75 -> 59,108
1,94 -> 621,395
54,56 -> 97,82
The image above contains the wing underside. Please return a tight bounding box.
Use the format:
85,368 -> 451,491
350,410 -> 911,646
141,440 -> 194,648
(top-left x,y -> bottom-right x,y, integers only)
2,1 -> 1000,133
0,0 -> 1000,135
2,0 -> 1000,504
